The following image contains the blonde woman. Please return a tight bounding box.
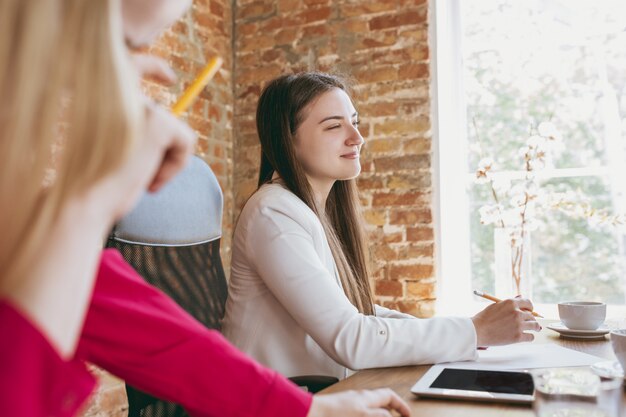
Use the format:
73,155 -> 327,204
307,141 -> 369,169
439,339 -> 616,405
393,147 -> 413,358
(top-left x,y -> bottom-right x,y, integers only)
223,72 -> 541,380
0,2 -> 410,416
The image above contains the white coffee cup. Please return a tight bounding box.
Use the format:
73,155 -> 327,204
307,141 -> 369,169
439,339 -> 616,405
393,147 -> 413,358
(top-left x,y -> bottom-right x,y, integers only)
610,329 -> 626,373
558,301 -> 606,330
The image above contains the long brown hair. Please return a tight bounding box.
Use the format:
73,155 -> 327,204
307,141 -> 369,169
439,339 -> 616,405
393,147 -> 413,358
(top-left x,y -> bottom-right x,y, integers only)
256,72 -> 374,315
0,0 -> 141,290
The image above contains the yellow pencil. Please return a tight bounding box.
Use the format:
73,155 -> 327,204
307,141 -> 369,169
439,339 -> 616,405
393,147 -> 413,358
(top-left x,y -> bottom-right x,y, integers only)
171,56 -> 223,116
473,289 -> 544,318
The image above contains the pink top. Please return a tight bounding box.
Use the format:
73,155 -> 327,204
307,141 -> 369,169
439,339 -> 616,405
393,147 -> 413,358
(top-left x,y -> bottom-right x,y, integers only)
1,249 -> 312,417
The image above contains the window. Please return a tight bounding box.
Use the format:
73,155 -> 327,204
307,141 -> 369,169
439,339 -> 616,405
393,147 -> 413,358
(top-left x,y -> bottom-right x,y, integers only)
433,0 -> 626,315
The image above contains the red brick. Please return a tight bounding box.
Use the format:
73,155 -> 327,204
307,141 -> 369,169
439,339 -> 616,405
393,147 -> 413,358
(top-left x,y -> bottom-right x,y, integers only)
398,63 -> 429,80
403,138 -> 430,154
372,191 -> 426,207
406,227 -> 434,242
278,0 -> 302,13
374,155 -> 430,172
389,263 -> 433,280
359,160 -> 375,173
340,2 -> 396,18
354,66 -> 398,84
237,63 -> 283,85
363,208 -> 386,226
375,280 -> 403,297
369,10 -> 426,31
373,116 -> 430,136
397,299 -> 435,318
210,0 -> 225,17
359,101 -> 402,117
214,144 -> 224,158
372,244 -> 398,261
387,172 -> 431,190
209,161 -> 225,176
389,209 -> 432,225
302,24 -> 334,38
237,21 -> 258,36
399,27 -> 428,43
359,35 -> 397,49
358,175 -> 385,190
260,15 -> 303,30
238,33 -> 275,52
297,6 -> 332,23
238,1 -> 275,20
382,231 -> 403,244
398,243 -> 434,259
406,280 -> 436,299
275,27 -> 299,44
343,19 -> 369,33
366,137 -> 402,154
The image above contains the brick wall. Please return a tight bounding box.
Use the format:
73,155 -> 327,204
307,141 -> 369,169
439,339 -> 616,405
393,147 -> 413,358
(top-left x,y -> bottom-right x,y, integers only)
233,0 -> 435,317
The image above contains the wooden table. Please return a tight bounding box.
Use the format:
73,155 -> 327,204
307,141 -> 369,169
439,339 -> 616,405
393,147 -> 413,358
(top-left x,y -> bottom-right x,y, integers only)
319,320 -> 620,416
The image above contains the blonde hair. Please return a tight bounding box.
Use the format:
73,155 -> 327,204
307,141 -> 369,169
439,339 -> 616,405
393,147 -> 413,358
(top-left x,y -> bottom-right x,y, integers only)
0,0 -> 142,290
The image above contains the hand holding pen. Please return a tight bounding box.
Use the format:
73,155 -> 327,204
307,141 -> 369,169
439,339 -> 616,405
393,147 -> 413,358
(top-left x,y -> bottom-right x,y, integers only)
473,290 -> 543,318
470,290 -> 542,347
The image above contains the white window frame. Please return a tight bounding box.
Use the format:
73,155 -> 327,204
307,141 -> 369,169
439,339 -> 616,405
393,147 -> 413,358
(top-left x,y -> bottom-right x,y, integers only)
431,0 -> 475,316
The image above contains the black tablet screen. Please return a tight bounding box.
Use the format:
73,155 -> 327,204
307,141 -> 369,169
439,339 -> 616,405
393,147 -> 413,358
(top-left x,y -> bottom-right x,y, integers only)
430,368 -> 534,395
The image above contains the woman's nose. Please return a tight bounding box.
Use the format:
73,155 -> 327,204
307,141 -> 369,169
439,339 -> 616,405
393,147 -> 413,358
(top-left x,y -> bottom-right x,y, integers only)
346,125 -> 364,146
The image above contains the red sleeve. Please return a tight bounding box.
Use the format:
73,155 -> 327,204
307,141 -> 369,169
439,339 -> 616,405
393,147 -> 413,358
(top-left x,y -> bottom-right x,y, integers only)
76,249 -> 312,417
0,301 -> 96,417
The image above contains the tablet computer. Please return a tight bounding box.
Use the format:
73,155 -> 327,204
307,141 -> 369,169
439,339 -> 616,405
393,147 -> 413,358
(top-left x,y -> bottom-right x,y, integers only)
411,365 -> 534,404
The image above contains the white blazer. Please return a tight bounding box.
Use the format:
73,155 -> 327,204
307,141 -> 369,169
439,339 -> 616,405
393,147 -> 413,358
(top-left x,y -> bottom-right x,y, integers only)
223,182 -> 478,380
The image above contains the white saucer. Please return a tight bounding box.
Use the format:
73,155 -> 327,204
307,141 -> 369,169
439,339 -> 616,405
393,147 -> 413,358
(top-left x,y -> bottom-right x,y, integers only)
591,360 -> 624,379
546,322 -> 610,339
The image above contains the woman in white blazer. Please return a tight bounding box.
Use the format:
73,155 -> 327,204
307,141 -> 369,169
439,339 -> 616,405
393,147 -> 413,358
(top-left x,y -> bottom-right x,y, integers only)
222,72 -> 541,381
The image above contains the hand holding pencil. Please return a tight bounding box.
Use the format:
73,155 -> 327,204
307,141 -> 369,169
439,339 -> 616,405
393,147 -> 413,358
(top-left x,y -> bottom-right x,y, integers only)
473,290 -> 543,318
470,289 -> 542,347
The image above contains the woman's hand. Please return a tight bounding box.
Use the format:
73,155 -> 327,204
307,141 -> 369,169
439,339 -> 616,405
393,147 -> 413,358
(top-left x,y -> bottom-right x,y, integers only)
471,298 -> 542,346
308,389 -> 411,417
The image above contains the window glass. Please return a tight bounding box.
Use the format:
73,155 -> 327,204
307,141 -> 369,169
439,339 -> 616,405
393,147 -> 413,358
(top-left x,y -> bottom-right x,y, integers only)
462,0 -> 626,303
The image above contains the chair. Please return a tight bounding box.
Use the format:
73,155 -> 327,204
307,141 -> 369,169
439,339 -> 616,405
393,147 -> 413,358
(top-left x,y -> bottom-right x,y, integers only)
107,156 -> 336,417
107,156 -> 226,417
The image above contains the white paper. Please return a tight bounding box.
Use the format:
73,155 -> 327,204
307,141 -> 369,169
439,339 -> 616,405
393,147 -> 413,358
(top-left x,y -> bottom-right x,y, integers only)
441,343 -> 605,370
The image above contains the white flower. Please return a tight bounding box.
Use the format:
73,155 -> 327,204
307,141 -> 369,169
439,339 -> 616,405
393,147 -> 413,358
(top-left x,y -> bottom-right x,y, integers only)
479,204 -> 502,225
475,157 -> 494,184
538,121 -> 562,141
528,157 -> 546,171
526,134 -> 545,148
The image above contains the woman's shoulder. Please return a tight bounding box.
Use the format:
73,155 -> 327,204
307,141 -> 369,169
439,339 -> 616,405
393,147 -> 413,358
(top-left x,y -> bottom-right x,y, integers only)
239,183 -> 317,227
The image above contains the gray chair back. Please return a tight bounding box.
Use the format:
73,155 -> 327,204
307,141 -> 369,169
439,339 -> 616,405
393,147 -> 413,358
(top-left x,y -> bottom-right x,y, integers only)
107,155 -> 227,417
